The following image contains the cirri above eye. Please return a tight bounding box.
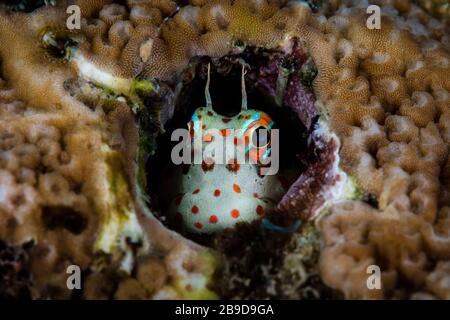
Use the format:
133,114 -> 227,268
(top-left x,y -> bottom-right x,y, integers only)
168,63 -> 289,234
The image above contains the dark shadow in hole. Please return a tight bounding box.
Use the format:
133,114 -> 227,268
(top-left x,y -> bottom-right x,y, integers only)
145,54 -> 308,242
41,206 -> 88,235
1,0 -> 47,12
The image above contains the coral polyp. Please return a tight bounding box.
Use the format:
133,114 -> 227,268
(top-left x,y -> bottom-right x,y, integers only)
0,0 -> 449,300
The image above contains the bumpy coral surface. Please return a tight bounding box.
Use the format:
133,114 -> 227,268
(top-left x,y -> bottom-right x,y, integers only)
315,0 -> 450,299
0,0 -> 448,299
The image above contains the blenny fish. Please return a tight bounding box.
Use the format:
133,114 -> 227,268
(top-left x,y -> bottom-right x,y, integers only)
169,64 -> 290,234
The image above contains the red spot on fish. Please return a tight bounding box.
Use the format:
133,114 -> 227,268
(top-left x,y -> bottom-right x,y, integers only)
231,209 -> 240,219
202,159 -> 215,172
207,111 -> 213,116
209,215 -> 218,224
214,189 -> 221,197
204,134 -> 214,143
253,193 -> 259,198
191,206 -> 199,214
220,129 -> 231,137
222,118 -> 231,124
194,222 -> 203,229
233,184 -> 241,193
233,137 -> 241,145
192,189 -> 200,194
249,148 -> 265,162
227,159 -> 240,173
256,205 -> 265,216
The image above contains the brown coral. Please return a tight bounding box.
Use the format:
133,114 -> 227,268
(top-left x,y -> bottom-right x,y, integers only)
0,0 -> 212,299
314,1 -> 450,299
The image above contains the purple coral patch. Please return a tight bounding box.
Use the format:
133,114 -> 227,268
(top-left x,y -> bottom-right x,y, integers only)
283,74 -> 318,129
250,55 -> 282,97
277,134 -> 338,220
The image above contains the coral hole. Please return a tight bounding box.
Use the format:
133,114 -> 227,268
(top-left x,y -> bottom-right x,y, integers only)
41,206 -> 88,235
144,44 -> 318,243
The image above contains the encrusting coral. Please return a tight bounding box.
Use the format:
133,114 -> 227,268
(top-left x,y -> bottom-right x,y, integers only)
0,0 -> 449,299
0,0 -> 217,299
311,0 -> 450,299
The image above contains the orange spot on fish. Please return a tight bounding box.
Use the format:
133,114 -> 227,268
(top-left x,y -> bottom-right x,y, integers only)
209,215 -> 218,224
220,129 -> 231,137
191,206 -> 199,214
231,209 -> 240,219
256,205 -> 265,216
233,184 -> 241,193
194,222 -> 203,229
233,137 -> 241,145
227,159 -> 240,173
249,148 -> 265,162
202,159 -> 215,172
204,134 -> 214,143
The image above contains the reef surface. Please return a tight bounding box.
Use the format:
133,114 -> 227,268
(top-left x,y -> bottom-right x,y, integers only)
0,0 -> 449,299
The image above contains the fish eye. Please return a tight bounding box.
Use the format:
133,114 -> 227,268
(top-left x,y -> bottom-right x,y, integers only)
252,126 -> 271,148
